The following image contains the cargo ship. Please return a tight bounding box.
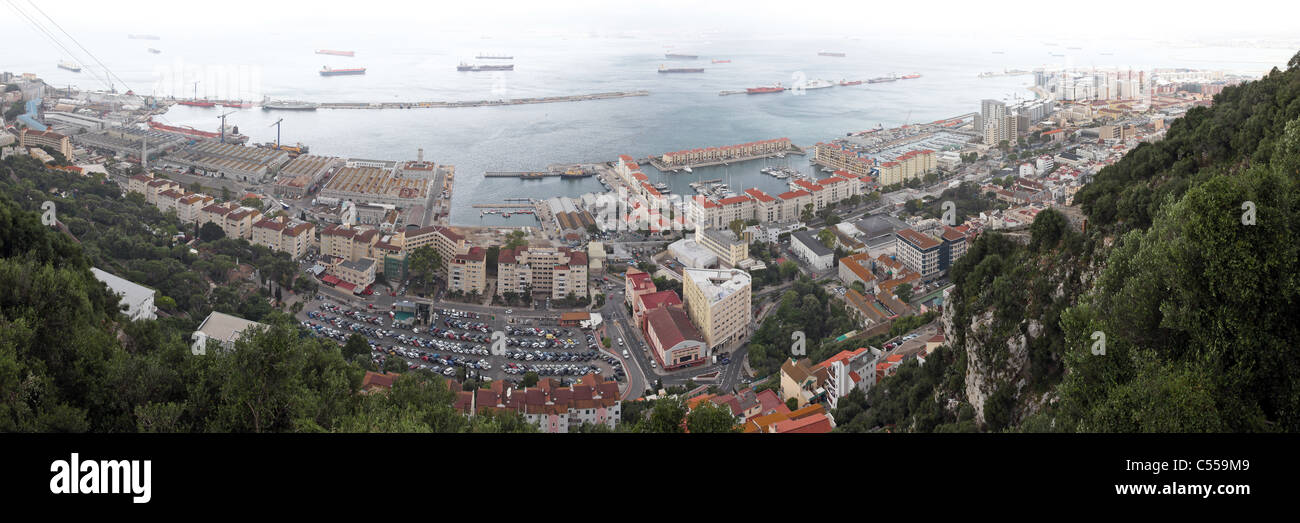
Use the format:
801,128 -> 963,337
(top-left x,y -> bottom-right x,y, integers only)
148,120 -> 249,144
147,48 -> 161,54
476,54 -> 513,59
839,79 -> 863,86
658,65 -> 704,73
711,59 -> 730,63
900,73 -> 921,79
457,63 -> 513,71
177,100 -> 215,107
320,66 -> 366,76
57,61 -> 81,72
867,75 -> 897,83
262,100 -> 319,111
219,100 -> 252,108
316,49 -> 355,57
128,34 -> 160,40
747,84 -> 785,94
664,53 -> 697,59
818,51 -> 846,57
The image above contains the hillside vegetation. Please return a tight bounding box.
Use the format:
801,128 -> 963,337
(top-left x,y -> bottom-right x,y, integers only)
839,52 -> 1300,432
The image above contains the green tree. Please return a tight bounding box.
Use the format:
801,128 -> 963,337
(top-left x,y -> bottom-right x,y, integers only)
343,333 -> 370,362
685,401 -> 740,433
199,221 -> 225,242
817,228 -> 836,249
639,396 -> 686,433
895,282 -> 913,303
785,397 -> 799,411
521,371 -> 539,388
408,246 -> 443,294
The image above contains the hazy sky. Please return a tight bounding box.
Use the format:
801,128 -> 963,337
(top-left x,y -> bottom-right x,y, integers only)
3,0 -> 1298,43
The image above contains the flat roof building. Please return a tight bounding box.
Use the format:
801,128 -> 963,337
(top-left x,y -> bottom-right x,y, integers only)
195,311 -> 268,351
90,267 -> 157,321
682,268 -> 751,350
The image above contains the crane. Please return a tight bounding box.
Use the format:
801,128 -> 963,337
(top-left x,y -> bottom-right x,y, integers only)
269,118 -> 283,148
192,80 -> 200,101
217,111 -> 235,144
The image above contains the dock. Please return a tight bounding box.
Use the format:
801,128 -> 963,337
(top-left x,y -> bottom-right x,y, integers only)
472,203 -> 535,209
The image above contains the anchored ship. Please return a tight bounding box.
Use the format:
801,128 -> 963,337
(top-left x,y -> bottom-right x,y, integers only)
747,84 -> 785,94
900,73 -> 921,79
658,65 -> 704,73
128,34 -> 160,40
316,49 -> 355,57
219,100 -> 252,108
148,120 -> 248,144
867,75 -> 898,83
457,63 -> 514,71
839,79 -> 863,86
262,100 -> 319,111
176,100 -> 215,107
711,59 -> 731,63
57,61 -> 81,72
664,53 -> 698,59
147,48 -> 161,54
476,54 -> 513,59
320,66 -> 366,76
818,51 -> 846,57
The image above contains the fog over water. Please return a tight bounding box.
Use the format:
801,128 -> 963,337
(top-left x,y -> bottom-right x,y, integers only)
3,1 -> 1295,225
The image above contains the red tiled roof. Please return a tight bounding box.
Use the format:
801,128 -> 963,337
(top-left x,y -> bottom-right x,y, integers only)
897,228 -> 940,250
778,190 -> 811,200
718,195 -> 751,206
644,306 -> 704,351
638,290 -> 682,312
744,188 -> 775,203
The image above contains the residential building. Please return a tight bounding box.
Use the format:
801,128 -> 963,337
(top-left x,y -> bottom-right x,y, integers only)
18,128 -> 72,159
895,228 -> 942,280
90,267 -> 157,321
447,246 -> 487,295
624,268 -> 656,309
681,268 -> 751,350
251,215 -> 315,259
462,374 -> 622,433
779,357 -> 828,407
497,246 -> 589,300
816,348 -> 877,408
694,225 -> 751,269
838,252 -> 877,290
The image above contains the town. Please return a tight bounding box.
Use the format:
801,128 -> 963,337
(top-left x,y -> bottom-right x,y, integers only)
0,61 -> 1249,433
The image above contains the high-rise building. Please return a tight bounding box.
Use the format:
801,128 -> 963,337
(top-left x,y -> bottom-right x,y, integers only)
682,268 -> 751,350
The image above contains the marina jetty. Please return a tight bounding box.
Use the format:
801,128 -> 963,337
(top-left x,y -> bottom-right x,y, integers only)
309,91 -> 649,110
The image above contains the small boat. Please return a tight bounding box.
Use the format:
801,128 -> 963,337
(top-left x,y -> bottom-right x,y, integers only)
147,48 -> 161,54
683,166 -> 693,173
503,212 -> 512,218
711,59 -> 730,64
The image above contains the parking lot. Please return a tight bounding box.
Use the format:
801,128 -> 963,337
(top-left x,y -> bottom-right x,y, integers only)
296,298 -> 627,389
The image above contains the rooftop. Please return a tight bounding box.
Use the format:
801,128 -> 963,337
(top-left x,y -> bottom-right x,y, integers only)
683,268 -> 750,304
196,311 -> 267,346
